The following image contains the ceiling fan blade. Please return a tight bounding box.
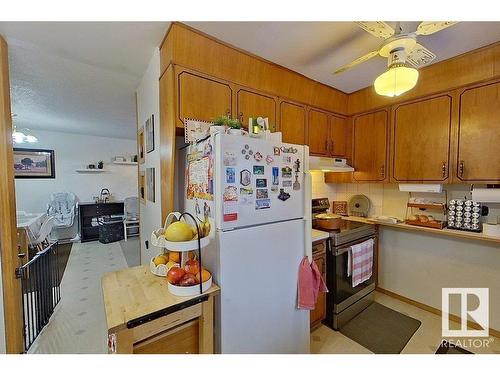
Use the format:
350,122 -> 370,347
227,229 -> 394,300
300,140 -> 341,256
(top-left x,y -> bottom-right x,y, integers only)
407,43 -> 436,68
416,21 -> 458,35
356,22 -> 395,39
334,50 -> 379,74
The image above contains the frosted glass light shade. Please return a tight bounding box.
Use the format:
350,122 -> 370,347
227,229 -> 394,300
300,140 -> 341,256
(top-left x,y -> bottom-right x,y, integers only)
374,64 -> 419,97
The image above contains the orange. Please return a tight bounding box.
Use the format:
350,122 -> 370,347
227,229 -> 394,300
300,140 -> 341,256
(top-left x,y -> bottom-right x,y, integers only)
169,251 -> 180,263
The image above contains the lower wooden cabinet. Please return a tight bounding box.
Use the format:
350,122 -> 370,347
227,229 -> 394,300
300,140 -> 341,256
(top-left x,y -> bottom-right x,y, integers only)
310,243 -> 326,330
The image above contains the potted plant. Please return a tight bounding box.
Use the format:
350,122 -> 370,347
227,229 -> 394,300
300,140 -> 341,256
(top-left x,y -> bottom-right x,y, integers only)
97,160 -> 104,169
210,115 -> 229,134
226,118 -> 244,136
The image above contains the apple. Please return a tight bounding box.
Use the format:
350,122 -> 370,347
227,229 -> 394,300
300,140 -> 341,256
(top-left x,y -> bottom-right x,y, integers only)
167,267 -> 185,285
179,273 -> 197,286
184,259 -> 200,275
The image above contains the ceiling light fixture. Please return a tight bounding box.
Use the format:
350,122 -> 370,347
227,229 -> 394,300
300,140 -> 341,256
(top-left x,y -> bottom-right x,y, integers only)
12,125 -> 39,144
374,62 -> 419,97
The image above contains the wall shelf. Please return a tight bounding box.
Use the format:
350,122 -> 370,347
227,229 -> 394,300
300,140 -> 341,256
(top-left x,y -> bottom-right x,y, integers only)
112,161 -> 138,165
75,169 -> 107,173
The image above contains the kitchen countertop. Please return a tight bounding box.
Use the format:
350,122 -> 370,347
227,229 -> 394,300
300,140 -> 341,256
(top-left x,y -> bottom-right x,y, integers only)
102,265 -> 220,332
312,228 -> 330,242
341,216 -> 500,245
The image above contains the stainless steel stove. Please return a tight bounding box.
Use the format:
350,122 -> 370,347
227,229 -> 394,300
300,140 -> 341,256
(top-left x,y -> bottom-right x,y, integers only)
312,198 -> 377,330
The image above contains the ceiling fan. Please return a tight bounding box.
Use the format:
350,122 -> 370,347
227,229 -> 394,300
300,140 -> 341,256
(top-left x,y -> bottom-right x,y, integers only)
334,21 -> 458,97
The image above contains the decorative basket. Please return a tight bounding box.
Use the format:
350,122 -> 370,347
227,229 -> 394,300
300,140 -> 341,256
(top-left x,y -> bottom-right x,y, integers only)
150,212 -> 210,250
149,256 -> 179,277
167,277 -> 212,297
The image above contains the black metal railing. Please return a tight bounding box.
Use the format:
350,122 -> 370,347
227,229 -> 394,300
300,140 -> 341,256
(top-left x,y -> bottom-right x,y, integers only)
16,242 -> 61,352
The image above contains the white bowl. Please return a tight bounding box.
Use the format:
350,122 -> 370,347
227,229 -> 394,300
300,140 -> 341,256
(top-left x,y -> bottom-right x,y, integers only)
167,276 -> 212,296
149,257 -> 179,277
163,236 -> 210,252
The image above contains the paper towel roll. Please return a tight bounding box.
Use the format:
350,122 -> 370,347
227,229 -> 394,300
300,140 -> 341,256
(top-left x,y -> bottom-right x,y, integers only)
471,188 -> 500,203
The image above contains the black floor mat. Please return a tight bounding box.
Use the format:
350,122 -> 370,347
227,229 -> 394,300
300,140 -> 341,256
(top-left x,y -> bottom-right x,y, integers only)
339,302 -> 421,354
435,340 -> 473,354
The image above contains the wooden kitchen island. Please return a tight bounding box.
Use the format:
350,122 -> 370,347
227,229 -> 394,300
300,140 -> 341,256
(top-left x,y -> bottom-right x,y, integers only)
102,265 -> 220,354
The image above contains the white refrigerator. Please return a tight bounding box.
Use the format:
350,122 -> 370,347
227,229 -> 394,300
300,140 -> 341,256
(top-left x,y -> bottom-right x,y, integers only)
181,132 -> 311,353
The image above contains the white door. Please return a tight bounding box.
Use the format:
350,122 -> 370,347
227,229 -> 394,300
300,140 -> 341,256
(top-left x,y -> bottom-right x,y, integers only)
217,218 -> 310,353
215,134 -> 306,230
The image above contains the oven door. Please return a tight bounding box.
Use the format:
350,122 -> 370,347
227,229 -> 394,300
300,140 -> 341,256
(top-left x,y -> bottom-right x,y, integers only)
326,235 -> 376,314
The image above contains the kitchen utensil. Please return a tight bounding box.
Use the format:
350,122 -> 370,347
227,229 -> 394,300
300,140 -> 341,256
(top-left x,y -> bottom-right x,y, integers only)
333,201 -> 348,216
348,194 -> 371,217
315,213 -> 343,230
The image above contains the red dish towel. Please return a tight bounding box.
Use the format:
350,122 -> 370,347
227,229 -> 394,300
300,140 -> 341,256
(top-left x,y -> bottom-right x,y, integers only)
297,257 -> 328,310
348,238 -> 374,287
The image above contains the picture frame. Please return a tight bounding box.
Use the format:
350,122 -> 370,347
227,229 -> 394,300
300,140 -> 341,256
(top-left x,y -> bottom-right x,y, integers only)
138,126 -> 145,164
145,114 -> 155,153
13,148 -> 55,179
146,167 -> 155,202
139,170 -> 146,204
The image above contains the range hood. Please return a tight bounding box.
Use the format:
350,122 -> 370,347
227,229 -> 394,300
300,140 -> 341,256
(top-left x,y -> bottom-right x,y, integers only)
309,156 -> 354,172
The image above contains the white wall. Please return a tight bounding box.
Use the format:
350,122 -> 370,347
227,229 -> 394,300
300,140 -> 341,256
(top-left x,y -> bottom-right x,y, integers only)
136,49 -> 161,265
15,129 -> 137,213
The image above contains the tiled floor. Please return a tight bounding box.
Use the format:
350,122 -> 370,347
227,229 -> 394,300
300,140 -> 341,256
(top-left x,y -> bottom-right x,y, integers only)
29,240 -> 129,354
312,291 -> 500,354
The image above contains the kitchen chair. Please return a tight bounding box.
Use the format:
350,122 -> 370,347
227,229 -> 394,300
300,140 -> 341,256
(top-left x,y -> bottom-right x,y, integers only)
123,197 -> 140,241
31,216 -> 56,252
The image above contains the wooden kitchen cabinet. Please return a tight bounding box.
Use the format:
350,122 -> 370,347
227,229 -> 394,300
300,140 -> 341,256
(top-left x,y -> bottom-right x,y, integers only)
392,95 -> 452,182
352,110 -> 389,182
329,115 -> 348,158
308,109 -> 330,156
455,81 -> 500,183
236,88 -> 277,131
279,100 -> 307,145
310,243 -> 326,330
177,70 -> 232,127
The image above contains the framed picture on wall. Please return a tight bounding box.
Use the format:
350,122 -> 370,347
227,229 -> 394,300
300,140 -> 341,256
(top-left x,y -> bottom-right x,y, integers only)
138,126 -> 145,164
146,167 -> 155,202
139,170 -> 146,204
145,114 -> 155,153
13,148 -> 55,179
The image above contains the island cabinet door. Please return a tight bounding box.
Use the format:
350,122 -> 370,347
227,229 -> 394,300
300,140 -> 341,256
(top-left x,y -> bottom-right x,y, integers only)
308,108 -> 330,156
392,95 -> 452,182
279,100 -> 307,145
177,70 -> 232,126
456,81 -> 500,183
352,109 -> 389,182
236,88 -> 277,131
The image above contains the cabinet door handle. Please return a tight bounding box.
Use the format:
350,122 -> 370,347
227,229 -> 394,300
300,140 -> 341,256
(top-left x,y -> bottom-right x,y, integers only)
330,140 -> 334,154
380,165 -> 385,178
324,140 -> 329,153
441,162 -> 447,178
225,109 -> 231,117
459,161 -> 465,178
238,111 -> 244,123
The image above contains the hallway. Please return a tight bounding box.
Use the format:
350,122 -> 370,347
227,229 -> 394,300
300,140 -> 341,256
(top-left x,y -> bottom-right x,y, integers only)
28,240 -> 137,353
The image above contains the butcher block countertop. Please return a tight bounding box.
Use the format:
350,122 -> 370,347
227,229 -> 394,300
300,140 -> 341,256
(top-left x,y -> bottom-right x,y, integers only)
341,216 -> 500,245
102,265 -> 220,332
312,229 -> 330,242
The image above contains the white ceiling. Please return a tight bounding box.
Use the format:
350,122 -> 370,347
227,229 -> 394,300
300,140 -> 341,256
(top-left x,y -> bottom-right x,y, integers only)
186,21 -> 500,93
0,22 -> 169,139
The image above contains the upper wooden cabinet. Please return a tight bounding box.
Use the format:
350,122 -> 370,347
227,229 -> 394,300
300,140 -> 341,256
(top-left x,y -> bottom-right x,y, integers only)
177,71 -> 232,127
392,95 -> 452,182
279,100 -> 306,145
308,109 -> 329,156
329,115 -> 348,158
236,89 -> 277,131
352,110 -> 389,182
308,110 -> 349,158
456,81 -> 500,183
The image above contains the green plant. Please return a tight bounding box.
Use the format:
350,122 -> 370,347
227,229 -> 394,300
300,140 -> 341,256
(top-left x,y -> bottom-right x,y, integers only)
212,115 -> 230,126
227,118 -> 241,129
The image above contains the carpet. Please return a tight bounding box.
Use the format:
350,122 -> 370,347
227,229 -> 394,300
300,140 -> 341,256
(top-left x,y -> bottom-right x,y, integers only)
339,302 -> 422,354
